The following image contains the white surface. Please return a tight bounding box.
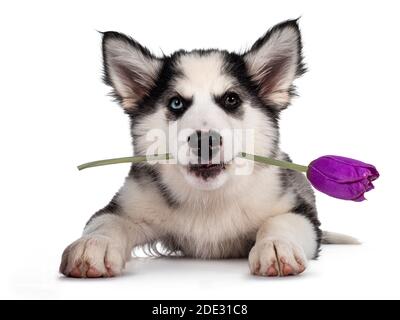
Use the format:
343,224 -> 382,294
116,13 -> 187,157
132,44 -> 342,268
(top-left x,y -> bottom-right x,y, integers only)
0,0 -> 399,300
5,245 -> 397,300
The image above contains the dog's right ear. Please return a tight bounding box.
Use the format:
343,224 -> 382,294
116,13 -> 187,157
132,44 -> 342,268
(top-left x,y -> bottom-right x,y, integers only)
102,32 -> 162,109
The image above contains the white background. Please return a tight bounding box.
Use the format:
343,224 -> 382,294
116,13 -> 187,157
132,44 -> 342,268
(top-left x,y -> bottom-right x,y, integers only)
0,0 -> 399,300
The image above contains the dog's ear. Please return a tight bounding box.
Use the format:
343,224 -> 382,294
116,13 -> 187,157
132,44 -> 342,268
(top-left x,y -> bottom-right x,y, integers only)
102,32 -> 162,109
244,20 -> 305,110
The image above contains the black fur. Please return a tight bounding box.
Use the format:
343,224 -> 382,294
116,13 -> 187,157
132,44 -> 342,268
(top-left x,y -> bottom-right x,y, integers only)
221,51 -> 281,125
278,153 -> 294,192
292,196 -> 322,258
86,195 -> 121,226
127,56 -> 180,126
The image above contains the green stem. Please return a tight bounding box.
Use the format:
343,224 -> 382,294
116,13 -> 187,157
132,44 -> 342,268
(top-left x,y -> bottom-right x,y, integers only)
77,154 -> 172,171
77,152 -> 308,173
238,152 -> 309,172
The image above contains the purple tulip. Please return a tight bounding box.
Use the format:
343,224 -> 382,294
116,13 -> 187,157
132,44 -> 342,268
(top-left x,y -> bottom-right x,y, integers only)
306,156 -> 379,201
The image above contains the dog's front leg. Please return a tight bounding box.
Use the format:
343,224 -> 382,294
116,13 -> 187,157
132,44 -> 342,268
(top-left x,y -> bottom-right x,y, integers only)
249,213 -> 320,277
60,213 -> 156,278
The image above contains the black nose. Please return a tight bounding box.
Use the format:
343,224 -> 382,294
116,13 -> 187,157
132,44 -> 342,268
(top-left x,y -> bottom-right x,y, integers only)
188,130 -> 222,163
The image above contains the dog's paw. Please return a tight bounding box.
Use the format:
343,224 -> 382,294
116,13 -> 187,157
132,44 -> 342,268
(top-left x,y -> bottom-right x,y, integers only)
248,238 -> 307,277
59,235 -> 127,278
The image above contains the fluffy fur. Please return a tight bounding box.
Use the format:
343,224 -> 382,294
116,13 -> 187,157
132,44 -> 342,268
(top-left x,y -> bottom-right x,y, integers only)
60,20 -> 355,278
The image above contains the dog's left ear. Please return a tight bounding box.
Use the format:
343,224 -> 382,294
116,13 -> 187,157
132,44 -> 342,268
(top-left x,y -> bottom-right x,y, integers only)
244,19 -> 305,110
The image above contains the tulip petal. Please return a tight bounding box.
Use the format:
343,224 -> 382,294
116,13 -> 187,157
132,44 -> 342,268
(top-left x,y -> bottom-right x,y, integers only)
325,155 -> 380,181
307,166 -> 371,201
362,180 -> 374,192
352,194 -> 366,202
323,155 -> 376,170
309,156 -> 379,184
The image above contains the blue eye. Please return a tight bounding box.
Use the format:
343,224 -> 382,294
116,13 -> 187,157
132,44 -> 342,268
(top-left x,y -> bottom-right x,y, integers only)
169,97 -> 184,110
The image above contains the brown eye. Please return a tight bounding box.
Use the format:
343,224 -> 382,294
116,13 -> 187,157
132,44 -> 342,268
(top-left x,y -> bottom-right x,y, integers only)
224,92 -> 241,108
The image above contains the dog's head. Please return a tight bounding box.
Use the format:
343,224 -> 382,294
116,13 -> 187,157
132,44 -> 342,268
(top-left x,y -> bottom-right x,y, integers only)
102,20 -> 305,191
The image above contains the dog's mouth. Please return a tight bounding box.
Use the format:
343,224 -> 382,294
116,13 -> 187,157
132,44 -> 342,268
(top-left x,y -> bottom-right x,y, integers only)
187,162 -> 226,180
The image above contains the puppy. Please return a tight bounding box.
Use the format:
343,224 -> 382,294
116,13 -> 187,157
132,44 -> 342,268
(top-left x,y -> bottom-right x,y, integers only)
60,20 -> 355,278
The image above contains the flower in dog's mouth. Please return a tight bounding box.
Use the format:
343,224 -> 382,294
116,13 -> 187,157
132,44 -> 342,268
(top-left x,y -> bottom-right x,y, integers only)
188,162 -> 227,180
77,153 -> 379,201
